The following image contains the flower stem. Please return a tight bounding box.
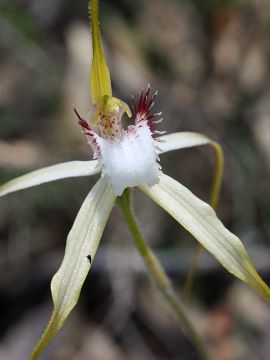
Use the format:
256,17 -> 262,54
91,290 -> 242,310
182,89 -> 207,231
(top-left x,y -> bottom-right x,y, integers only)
117,189 -> 211,360
183,142 -> 224,303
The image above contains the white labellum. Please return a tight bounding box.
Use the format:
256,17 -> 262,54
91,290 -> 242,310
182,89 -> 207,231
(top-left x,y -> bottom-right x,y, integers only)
99,125 -> 161,195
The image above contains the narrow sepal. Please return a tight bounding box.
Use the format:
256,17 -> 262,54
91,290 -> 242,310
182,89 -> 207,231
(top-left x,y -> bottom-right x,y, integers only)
156,132 -> 212,154
0,160 -> 100,197
89,0 -> 112,104
139,174 -> 270,303
29,178 -> 116,359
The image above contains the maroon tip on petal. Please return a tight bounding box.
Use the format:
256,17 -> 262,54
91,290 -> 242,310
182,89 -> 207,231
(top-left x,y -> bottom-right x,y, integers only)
133,86 -> 161,126
73,107 -> 93,136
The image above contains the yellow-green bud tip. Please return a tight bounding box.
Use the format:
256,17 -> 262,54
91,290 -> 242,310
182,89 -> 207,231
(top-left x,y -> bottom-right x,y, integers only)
89,0 -> 112,105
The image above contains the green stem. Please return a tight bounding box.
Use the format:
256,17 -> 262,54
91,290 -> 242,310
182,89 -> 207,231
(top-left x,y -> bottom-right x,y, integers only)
183,142 -> 224,303
117,189 -> 211,360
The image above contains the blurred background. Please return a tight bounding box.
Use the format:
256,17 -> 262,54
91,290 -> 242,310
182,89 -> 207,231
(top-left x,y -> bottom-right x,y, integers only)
1,0 -> 270,359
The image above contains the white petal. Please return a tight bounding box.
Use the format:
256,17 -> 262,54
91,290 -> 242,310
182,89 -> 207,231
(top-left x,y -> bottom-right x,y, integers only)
0,160 -> 100,197
156,132 -> 213,154
139,174 -> 270,303
29,178 -> 116,359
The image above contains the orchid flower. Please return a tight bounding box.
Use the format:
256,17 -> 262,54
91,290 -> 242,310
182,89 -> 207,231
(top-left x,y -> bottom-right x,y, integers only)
1,1 -> 270,359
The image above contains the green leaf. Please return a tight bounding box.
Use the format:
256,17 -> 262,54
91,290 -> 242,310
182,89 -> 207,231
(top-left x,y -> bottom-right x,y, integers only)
139,174 -> 270,303
0,160 -> 100,197
29,178 -> 116,360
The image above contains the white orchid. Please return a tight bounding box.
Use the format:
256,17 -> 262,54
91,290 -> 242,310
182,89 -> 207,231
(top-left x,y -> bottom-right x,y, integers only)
1,1 -> 270,359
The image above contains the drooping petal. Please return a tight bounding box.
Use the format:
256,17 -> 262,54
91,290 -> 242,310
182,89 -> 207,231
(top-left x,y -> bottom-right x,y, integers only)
156,132 -> 214,154
139,174 -> 270,303
0,160 -> 100,197
29,178 -> 116,360
156,131 -> 224,209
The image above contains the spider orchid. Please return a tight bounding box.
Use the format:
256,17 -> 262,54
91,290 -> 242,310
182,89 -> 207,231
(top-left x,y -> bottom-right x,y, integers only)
1,1 -> 270,359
